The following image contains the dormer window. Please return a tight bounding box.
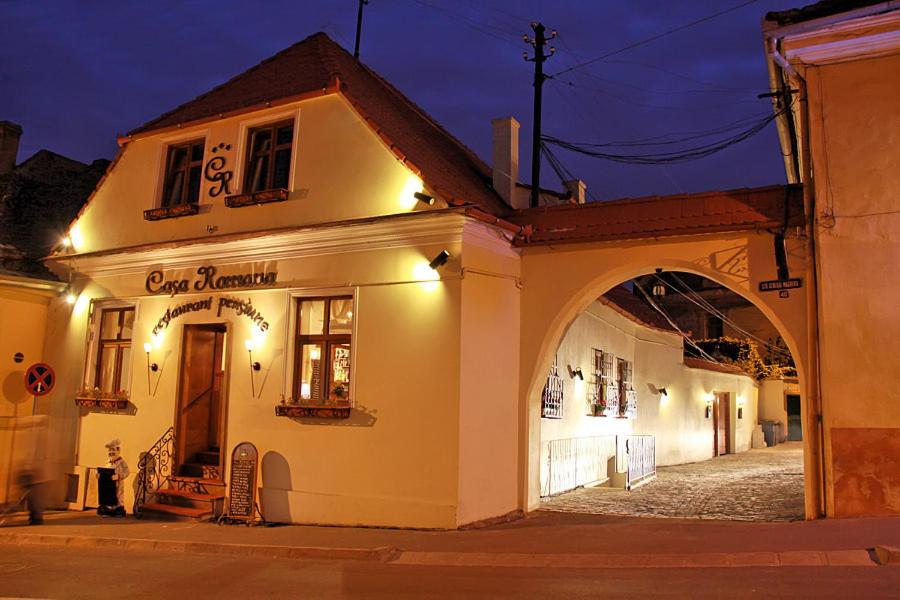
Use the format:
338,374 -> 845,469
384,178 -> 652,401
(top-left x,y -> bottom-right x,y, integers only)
245,120 -> 293,193
162,139 -> 205,207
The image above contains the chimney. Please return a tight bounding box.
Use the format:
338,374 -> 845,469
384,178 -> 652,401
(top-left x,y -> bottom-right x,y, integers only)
0,121 -> 22,175
564,179 -> 587,204
492,117 -> 525,209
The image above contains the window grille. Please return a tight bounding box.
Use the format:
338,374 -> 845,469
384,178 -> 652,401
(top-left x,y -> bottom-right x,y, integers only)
541,355 -> 564,419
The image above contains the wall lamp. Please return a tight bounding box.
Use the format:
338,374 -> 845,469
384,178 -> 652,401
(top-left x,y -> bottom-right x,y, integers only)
657,387 -> 668,396
651,268 -> 666,298
414,191 -> 435,206
569,366 -> 584,380
143,342 -> 158,395
245,340 -> 260,397
428,250 -> 450,270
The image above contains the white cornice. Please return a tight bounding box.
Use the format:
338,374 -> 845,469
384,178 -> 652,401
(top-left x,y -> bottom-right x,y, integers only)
56,212 -> 481,277
781,9 -> 900,65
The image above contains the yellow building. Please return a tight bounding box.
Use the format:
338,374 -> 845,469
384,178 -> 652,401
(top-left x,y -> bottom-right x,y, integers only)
764,0 -> 900,517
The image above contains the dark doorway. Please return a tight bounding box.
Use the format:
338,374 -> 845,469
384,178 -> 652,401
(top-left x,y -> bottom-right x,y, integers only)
713,391 -> 731,456
786,394 -> 802,441
176,324 -> 227,479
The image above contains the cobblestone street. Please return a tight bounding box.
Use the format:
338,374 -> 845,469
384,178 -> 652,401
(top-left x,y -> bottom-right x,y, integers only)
541,443 -> 805,521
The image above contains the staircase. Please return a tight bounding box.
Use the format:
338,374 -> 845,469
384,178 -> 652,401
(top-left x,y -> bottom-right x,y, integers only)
136,436 -> 225,521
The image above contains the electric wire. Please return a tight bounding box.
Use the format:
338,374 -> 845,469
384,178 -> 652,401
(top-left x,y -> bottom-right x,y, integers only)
657,272 -> 794,360
632,279 -> 721,364
542,109 -> 781,165
551,0 -> 761,77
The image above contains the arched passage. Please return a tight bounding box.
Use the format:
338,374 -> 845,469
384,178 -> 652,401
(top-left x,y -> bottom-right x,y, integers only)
517,231 -> 817,518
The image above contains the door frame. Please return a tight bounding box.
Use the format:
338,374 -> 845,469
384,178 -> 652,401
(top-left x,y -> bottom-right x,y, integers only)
712,391 -> 731,456
174,322 -> 231,478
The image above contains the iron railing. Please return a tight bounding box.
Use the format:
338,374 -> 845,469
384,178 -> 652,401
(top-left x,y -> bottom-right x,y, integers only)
133,427 -> 175,516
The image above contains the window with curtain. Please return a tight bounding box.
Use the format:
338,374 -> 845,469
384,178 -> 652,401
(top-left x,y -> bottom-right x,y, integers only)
294,297 -> 353,405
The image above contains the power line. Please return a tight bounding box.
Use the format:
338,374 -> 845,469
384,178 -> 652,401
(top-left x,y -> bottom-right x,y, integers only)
551,0 -> 761,78
632,279 -> 722,363
658,272 -> 793,360
542,109 -> 781,165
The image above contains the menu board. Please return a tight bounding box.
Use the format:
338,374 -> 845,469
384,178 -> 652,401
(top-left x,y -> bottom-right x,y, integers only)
228,442 -> 258,520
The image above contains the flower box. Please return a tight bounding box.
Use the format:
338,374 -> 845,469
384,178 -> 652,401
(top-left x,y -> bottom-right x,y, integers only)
75,396 -> 129,410
143,203 -> 200,221
225,188 -> 288,208
275,401 -> 351,419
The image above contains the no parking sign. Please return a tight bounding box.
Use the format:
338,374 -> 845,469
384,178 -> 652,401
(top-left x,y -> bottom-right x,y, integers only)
24,363 -> 55,396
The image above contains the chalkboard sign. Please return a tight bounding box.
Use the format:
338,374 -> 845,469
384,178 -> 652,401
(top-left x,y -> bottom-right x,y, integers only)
227,442 -> 259,520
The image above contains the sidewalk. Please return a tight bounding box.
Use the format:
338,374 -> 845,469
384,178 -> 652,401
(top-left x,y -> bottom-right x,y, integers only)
1,509 -> 899,568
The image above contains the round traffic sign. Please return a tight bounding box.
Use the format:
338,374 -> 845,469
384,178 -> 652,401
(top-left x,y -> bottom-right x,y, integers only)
24,363 -> 55,396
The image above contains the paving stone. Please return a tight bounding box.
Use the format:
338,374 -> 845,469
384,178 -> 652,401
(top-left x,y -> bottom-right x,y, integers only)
541,443 -> 804,521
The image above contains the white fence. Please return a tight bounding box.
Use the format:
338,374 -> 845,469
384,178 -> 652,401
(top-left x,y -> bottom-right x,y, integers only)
541,435 -> 617,496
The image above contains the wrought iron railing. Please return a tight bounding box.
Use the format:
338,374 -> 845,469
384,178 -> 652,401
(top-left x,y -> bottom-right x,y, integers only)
133,426 -> 175,517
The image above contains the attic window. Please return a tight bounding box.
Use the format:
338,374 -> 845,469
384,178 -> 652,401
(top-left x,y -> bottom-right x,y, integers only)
162,139 -> 204,207
244,120 -> 294,194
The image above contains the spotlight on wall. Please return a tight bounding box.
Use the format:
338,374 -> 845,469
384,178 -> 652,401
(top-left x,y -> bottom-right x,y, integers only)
245,340 -> 260,398
569,366 -> 584,380
143,342 -> 158,372
143,342 -> 158,395
65,291 -> 77,305
657,387 -> 668,396
428,250 -> 450,270
413,191 -> 435,206
60,236 -> 71,250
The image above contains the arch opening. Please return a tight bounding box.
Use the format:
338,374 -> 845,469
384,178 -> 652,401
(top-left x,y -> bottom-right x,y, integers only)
526,265 -> 808,522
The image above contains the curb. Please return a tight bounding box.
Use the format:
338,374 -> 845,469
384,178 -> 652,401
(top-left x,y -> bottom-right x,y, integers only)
873,545 -> 900,566
0,532 -> 400,563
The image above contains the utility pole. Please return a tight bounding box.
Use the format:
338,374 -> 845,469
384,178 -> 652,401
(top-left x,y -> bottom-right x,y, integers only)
523,22 -> 556,208
354,0 -> 369,60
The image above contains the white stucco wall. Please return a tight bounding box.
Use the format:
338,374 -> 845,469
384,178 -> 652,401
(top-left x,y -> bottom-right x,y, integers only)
539,297 -> 760,495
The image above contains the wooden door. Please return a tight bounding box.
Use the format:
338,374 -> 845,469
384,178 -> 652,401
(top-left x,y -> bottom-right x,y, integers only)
176,324 -> 227,469
713,392 -> 730,456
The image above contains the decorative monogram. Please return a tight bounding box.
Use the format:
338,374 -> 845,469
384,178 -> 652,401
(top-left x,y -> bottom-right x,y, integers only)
204,142 -> 234,197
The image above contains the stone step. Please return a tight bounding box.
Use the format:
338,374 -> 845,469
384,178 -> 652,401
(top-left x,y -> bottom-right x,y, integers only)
178,462 -> 221,479
141,502 -> 212,521
168,475 -> 225,495
156,487 -> 225,512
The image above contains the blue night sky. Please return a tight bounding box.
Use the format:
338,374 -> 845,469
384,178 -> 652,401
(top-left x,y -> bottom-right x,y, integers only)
1,0 -> 802,200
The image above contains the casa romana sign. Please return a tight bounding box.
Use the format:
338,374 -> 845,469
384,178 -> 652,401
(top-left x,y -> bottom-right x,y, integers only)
145,265 -> 277,297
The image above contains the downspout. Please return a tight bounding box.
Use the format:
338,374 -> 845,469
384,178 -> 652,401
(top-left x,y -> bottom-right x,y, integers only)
769,38 -> 827,518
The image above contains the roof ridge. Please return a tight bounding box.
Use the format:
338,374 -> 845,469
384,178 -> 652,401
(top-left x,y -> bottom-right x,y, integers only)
129,31 -> 331,135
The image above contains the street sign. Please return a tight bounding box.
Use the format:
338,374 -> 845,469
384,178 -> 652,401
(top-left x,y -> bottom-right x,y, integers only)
759,278 -> 802,292
24,363 -> 55,396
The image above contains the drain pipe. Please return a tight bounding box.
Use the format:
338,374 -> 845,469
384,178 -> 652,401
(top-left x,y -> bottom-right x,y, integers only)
770,38 -> 827,519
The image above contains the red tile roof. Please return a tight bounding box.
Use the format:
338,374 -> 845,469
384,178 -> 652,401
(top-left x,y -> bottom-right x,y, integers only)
507,184 -> 803,246
599,286 -> 677,333
128,32 -> 509,216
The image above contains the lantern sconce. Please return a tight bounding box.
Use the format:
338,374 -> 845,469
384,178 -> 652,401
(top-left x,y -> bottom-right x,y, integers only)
651,268 -> 666,298
657,386 -> 667,397
568,366 -> 584,380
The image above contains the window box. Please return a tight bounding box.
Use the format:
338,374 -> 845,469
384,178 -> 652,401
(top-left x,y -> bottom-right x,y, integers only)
75,393 -> 129,411
224,188 -> 288,208
143,203 -> 200,221
275,401 -> 351,419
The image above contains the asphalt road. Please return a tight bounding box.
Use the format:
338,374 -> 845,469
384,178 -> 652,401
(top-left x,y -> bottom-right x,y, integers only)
1,545 -> 899,599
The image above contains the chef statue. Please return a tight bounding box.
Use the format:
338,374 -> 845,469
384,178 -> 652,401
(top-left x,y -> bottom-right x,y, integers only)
97,438 -> 129,517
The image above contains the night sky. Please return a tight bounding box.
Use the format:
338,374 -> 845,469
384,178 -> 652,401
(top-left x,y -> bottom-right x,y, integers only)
1,0 -> 802,201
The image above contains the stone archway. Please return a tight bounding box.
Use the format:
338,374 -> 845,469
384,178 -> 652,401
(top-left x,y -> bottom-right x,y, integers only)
517,231 -> 817,518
